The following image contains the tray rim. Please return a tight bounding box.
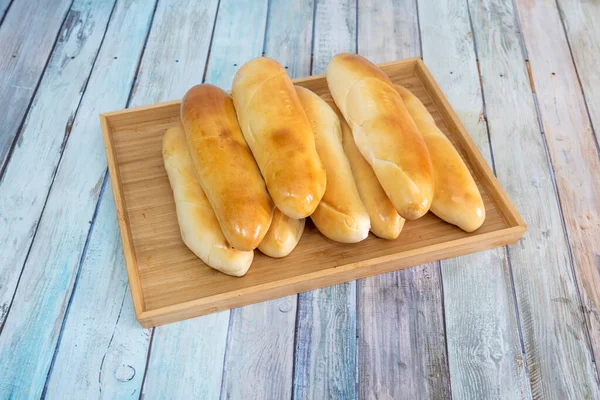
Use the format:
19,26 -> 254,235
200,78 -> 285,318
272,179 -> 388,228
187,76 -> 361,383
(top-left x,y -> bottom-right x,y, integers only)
100,57 -> 527,328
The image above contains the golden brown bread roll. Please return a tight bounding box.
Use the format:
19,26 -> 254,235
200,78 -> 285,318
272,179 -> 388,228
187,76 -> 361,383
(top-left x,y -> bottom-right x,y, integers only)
162,127 -> 253,277
326,53 -> 434,220
322,95 -> 405,239
231,57 -> 326,219
181,84 -> 274,251
296,86 -> 370,243
395,85 -> 485,232
258,209 -> 305,258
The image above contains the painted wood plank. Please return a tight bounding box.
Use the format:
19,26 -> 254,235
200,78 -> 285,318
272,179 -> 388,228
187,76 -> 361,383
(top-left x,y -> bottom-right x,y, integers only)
557,0 -> 600,146
0,0 -> 72,170
216,1 -> 299,398
0,1 -> 157,398
203,0 -> 269,90
417,0 -> 532,397
293,1 -> 357,399
130,1 -> 237,398
356,2 -> 450,398
44,183 -> 151,398
0,0 -> 117,329
469,0 -> 599,397
46,0 -> 223,397
515,0 -> 600,372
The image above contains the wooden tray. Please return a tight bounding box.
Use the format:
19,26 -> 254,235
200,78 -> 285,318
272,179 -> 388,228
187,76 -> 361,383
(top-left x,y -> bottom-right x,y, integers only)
100,58 -> 526,327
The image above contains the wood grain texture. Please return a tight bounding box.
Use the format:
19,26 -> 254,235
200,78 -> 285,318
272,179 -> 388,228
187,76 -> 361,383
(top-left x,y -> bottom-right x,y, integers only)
0,0 -> 116,330
557,0 -> 600,146
515,0 -> 600,372
0,0 -> 71,170
356,2 -> 450,398
469,0 -> 599,397
358,265 -> 449,399
218,1 -> 297,398
44,183 -> 151,398
0,1 -> 156,398
418,0 -> 531,397
293,1 -> 357,398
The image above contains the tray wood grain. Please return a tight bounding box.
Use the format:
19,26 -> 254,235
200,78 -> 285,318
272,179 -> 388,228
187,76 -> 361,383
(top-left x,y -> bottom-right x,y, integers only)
100,58 -> 526,327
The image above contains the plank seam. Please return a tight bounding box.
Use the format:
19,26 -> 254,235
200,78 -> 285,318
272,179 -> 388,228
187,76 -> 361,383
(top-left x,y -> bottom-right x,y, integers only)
434,261 -> 452,398
510,0 -> 529,61
290,295 -> 302,399
0,0 -> 78,336
414,0 -> 423,59
218,309 -> 235,400
309,0 -> 317,73
261,0 -> 272,56
0,0 -> 15,26
138,328 -> 156,400
510,0 -> 599,387
355,0 -> 359,53
0,0 -> 75,181
202,0 -> 222,83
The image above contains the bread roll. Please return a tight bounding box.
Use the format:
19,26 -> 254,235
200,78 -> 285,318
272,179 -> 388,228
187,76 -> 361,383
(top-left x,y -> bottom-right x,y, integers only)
321,95 -> 405,239
258,209 -> 305,258
232,57 -> 326,219
181,84 -> 274,251
296,86 -> 370,243
162,127 -> 253,276
326,53 -> 434,220
395,85 -> 485,232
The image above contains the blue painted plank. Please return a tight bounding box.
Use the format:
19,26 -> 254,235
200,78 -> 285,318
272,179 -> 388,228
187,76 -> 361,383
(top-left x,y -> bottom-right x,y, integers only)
0,1 -> 157,397
293,1 -> 358,399
418,0 -> 532,397
0,0 -> 72,171
44,183 -> 151,398
46,0 -> 222,397
0,0 -> 117,328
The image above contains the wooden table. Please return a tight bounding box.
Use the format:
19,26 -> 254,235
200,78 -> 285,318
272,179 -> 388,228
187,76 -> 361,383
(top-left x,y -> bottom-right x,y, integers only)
0,0 -> 598,398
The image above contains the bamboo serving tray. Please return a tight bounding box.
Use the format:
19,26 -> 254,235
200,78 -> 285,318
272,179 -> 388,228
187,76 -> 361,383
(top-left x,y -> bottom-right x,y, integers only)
100,58 -> 526,328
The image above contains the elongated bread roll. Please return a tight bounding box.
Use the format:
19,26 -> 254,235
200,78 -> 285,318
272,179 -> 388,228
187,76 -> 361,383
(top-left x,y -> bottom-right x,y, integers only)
258,209 -> 305,258
326,53 -> 434,220
321,95 -> 405,239
395,85 -> 485,232
162,127 -> 253,276
295,86 -> 370,243
181,84 -> 274,251
232,57 -> 326,219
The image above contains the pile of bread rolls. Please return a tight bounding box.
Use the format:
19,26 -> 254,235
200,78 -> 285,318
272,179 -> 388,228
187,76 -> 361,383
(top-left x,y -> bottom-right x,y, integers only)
162,53 -> 485,277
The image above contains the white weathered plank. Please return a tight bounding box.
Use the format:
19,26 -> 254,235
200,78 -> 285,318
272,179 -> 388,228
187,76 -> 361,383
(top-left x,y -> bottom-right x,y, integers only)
0,0 -> 72,170
0,0 -> 117,329
557,0 -> 600,146
358,266 -> 450,399
357,0 -> 419,60
418,0 -> 531,397
44,183 -> 151,398
469,0 -> 599,397
356,1 -> 451,398
292,1 -> 358,398
0,1 -> 157,398
216,1 -> 299,398
515,0 -> 600,373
